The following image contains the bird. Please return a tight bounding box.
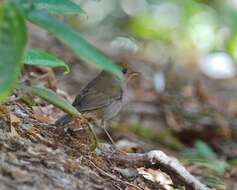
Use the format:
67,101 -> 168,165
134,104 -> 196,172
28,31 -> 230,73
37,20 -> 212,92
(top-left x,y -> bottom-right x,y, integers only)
55,63 -> 139,143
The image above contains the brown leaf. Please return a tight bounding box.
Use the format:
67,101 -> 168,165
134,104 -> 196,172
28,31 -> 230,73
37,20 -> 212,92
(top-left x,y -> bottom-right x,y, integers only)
31,113 -> 50,123
10,113 -> 20,123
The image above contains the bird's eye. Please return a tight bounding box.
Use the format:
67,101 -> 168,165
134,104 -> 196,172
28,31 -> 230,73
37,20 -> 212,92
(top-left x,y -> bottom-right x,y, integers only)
122,68 -> 128,74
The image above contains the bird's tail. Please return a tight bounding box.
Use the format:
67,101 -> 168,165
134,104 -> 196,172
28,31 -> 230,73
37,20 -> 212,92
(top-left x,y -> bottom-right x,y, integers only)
55,115 -> 72,126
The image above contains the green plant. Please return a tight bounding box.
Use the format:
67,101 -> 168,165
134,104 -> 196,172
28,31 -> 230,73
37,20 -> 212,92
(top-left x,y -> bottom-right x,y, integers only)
0,0 -> 122,116
182,140 -> 229,175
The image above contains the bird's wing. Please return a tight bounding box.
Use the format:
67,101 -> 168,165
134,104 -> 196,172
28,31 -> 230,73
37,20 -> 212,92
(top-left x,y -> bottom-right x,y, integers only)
73,90 -> 122,112
72,71 -> 123,112
72,82 -> 122,112
75,93 -> 109,112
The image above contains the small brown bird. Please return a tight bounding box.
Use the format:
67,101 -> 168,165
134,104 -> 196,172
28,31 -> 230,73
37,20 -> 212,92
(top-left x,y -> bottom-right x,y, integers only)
55,63 -> 139,143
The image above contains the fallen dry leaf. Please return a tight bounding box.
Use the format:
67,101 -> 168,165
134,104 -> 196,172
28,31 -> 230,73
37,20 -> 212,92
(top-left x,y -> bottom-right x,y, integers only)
138,167 -> 174,190
31,113 -> 51,123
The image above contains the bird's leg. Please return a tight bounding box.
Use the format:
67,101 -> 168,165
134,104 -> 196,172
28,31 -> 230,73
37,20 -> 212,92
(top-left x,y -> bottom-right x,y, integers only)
100,121 -> 128,156
101,120 -> 116,147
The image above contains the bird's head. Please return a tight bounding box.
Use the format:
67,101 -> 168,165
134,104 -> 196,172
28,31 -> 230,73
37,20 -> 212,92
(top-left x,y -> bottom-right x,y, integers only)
118,62 -> 140,81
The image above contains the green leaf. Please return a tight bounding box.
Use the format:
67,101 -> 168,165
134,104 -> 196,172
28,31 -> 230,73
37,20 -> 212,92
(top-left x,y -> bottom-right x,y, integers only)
24,48 -> 70,74
185,157 -> 228,175
27,10 -> 122,77
203,176 -> 226,189
0,2 -> 27,103
195,140 -> 217,160
182,140 -> 229,175
17,84 -> 80,117
33,0 -> 84,15
227,29 -> 237,61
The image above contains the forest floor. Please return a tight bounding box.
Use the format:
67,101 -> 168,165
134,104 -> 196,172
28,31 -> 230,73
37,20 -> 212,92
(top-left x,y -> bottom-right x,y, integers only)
0,25 -> 237,190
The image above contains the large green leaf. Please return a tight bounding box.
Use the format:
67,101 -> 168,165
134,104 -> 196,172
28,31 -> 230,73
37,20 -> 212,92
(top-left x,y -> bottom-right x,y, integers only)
18,0 -> 83,15
24,48 -> 70,74
17,84 -> 80,116
0,2 -> 26,103
27,10 -> 122,77
33,0 -> 83,15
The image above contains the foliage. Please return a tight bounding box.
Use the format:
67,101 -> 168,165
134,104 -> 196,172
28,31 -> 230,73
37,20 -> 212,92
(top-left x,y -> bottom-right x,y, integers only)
17,84 -> 80,116
27,10 -> 122,77
0,1 -> 26,103
182,140 -> 229,189
0,0 -> 121,113
203,176 -> 226,190
24,48 -> 70,74
30,0 -> 84,15
183,140 -> 229,175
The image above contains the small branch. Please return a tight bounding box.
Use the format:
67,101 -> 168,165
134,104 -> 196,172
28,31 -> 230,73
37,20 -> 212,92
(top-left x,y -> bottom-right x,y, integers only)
88,159 -> 143,190
108,150 -> 209,190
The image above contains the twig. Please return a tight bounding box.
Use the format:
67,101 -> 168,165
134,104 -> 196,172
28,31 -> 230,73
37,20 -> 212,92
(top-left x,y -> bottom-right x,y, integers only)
109,150 -> 209,190
88,159 -> 143,190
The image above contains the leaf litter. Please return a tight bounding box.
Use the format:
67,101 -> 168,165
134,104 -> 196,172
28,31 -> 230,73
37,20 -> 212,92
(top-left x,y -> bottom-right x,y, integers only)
1,51 -> 237,190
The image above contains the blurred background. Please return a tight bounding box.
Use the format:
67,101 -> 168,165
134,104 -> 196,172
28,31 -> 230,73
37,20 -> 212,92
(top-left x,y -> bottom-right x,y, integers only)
74,0 -> 237,80
30,0 -> 237,93
27,0 -> 237,189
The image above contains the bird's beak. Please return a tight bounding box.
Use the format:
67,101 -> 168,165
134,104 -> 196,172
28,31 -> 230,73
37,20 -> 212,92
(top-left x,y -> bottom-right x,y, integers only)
127,71 -> 141,80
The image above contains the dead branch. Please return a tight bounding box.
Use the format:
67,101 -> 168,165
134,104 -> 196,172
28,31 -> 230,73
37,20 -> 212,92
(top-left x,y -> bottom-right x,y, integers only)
107,149 -> 209,190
